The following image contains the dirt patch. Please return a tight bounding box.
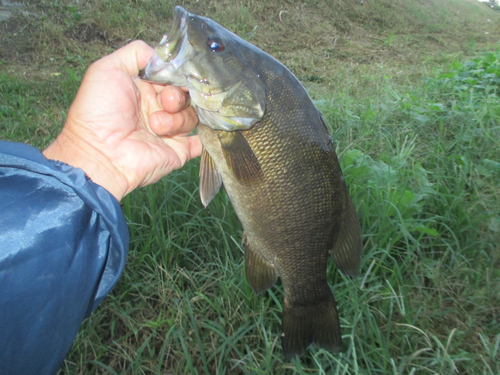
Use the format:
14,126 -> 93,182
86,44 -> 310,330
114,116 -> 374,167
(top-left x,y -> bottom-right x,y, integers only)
1,0 -> 499,85
64,22 -> 108,44
0,3 -> 114,76
0,11 -> 37,66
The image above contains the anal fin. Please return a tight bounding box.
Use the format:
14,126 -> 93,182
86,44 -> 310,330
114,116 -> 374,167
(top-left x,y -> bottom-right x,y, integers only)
243,233 -> 277,294
199,148 -> 222,208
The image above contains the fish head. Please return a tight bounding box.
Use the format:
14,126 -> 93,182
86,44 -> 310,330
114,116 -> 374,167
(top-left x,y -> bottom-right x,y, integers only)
139,6 -> 266,131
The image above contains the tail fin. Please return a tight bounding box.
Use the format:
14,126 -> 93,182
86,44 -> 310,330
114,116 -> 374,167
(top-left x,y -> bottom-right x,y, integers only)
281,293 -> 341,361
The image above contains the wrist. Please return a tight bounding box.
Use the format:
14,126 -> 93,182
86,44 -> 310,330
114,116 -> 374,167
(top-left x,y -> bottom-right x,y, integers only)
43,129 -> 129,201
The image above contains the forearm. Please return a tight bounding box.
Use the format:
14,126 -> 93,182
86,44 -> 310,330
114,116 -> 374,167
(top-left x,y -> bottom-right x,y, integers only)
0,141 -> 129,375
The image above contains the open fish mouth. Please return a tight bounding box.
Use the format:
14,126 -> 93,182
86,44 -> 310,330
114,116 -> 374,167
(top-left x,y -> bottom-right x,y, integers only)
138,7 -> 191,87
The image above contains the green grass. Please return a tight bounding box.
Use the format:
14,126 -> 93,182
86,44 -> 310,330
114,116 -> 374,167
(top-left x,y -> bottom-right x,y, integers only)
61,50 -> 500,374
1,0 -> 500,373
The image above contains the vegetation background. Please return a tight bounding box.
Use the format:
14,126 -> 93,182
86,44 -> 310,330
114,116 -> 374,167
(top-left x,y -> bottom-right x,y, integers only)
1,0 -> 499,373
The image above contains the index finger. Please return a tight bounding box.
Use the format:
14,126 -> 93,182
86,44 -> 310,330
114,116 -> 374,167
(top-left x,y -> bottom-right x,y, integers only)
159,85 -> 191,113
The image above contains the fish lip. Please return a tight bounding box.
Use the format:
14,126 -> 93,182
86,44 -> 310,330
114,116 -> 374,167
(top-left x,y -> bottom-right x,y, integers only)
162,6 -> 189,64
138,6 -> 190,84
138,51 -> 160,80
173,6 -> 188,34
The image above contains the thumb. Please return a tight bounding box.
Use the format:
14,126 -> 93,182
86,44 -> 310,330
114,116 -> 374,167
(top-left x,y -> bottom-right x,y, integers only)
94,40 -> 154,77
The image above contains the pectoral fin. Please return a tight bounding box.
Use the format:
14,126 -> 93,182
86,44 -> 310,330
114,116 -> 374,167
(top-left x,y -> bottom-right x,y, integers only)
330,187 -> 362,276
218,131 -> 263,185
243,233 -> 277,294
199,148 -> 222,208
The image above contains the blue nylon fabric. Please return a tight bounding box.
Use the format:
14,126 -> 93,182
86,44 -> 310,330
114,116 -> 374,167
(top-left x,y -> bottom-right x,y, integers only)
0,141 -> 130,375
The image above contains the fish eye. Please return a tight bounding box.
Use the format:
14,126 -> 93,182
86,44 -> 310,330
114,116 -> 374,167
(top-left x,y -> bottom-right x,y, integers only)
207,37 -> 225,52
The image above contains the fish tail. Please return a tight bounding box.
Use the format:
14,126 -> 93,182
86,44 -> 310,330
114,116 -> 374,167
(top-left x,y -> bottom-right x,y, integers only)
281,292 -> 341,360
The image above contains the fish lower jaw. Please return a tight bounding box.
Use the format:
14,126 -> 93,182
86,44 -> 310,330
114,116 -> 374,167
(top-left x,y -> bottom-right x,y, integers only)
195,107 -> 258,131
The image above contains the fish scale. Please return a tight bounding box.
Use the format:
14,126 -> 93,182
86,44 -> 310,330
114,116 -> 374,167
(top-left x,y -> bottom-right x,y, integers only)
139,6 -> 362,360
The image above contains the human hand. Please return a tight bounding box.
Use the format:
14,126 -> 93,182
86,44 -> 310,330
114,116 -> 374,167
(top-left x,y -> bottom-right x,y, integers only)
43,40 -> 201,201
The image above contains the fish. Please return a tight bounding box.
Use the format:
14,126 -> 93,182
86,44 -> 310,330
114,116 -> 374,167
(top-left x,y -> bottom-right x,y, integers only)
139,6 -> 362,360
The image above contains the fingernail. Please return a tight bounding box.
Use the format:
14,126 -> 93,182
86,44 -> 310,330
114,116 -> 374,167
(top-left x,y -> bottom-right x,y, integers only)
174,88 -> 183,106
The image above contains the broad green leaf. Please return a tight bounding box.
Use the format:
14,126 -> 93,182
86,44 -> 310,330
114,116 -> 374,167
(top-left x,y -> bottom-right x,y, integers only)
412,226 -> 439,237
489,217 -> 500,233
478,158 -> 500,177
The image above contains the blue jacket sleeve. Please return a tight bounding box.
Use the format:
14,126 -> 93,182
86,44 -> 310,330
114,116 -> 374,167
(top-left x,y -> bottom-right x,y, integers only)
0,141 -> 130,375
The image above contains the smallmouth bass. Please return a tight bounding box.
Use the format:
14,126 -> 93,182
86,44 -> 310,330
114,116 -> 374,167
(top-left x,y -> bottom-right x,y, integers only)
140,6 -> 362,360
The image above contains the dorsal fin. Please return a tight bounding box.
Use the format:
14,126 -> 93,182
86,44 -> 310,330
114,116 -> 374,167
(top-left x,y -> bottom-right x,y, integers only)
330,187 -> 362,276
